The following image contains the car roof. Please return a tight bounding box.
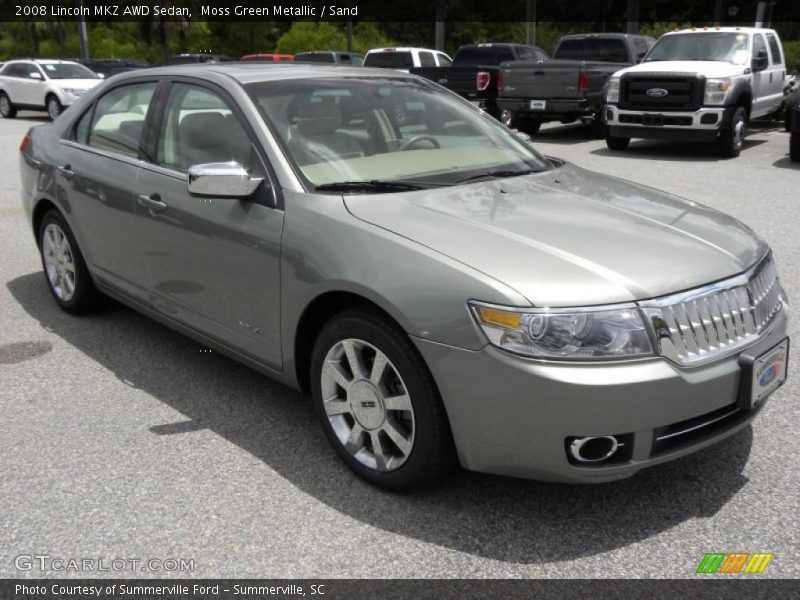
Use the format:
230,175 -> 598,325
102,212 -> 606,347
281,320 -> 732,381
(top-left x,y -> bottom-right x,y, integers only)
666,26 -> 777,35
366,47 -> 443,53
107,62 -> 412,86
5,59 -> 81,65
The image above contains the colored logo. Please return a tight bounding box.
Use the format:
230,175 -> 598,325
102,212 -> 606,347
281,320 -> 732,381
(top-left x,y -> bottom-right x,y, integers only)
646,87 -> 669,98
759,363 -> 781,387
696,552 -> 773,574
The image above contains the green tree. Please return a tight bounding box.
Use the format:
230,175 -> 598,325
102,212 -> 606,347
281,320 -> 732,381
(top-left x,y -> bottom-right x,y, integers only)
275,22 -> 346,54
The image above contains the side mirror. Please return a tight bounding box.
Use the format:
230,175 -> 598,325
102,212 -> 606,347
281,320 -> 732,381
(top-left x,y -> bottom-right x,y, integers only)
187,162 -> 263,198
752,50 -> 768,72
29,71 -> 43,80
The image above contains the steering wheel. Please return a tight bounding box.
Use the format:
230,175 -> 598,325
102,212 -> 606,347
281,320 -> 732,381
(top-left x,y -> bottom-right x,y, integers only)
398,135 -> 441,151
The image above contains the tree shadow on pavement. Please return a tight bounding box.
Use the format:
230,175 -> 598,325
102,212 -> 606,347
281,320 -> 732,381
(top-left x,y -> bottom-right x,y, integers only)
8,272 -> 753,565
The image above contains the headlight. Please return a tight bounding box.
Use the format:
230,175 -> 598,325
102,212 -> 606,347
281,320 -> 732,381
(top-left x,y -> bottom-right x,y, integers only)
704,78 -> 732,105
61,88 -> 76,95
606,77 -> 620,104
470,301 -> 654,360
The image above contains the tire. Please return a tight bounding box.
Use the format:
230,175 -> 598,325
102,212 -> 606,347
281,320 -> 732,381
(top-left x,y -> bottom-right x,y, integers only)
523,118 -> 541,135
791,132 -> 800,163
606,134 -> 630,150
46,95 -> 63,120
0,92 -> 17,118
38,210 -> 103,314
718,105 -> 747,158
500,109 -> 518,129
590,113 -> 607,138
310,309 -> 455,491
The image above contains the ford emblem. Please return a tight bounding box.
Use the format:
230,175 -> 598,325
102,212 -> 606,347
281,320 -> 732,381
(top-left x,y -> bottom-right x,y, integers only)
646,87 -> 669,98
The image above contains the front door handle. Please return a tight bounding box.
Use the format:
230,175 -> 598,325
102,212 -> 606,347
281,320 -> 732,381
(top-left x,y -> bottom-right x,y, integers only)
137,193 -> 167,213
57,164 -> 74,178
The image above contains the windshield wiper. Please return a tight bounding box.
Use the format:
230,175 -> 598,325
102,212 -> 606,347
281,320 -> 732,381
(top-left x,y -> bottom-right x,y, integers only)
314,180 -> 430,193
455,168 -> 540,184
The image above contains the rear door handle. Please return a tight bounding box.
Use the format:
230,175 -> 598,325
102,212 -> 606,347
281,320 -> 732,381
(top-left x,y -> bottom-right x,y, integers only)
57,164 -> 74,178
137,193 -> 167,213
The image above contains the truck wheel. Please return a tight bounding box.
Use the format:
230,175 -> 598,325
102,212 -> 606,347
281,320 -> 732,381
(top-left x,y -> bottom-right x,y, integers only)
791,132 -> 800,163
46,95 -> 63,120
718,106 -> 747,158
0,93 -> 17,119
590,113 -> 607,138
500,109 -> 517,129
606,135 -> 630,151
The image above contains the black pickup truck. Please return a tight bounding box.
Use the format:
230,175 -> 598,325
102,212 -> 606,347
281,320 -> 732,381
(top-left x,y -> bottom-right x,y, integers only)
410,43 -> 549,120
496,33 -> 655,134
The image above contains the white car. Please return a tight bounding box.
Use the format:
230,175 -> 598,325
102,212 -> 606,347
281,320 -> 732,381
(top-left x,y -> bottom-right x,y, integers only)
0,59 -> 102,120
363,47 -> 453,72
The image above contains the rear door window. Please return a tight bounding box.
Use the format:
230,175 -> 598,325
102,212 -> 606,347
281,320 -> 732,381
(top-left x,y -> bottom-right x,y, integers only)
766,34 -> 783,65
419,52 -> 436,67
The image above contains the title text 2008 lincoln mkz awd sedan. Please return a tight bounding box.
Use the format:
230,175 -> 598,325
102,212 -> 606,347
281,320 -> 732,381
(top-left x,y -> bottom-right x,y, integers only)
18,64 -> 789,490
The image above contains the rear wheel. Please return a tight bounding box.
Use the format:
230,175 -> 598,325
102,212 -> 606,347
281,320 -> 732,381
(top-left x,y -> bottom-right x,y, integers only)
590,112 -> 607,138
310,309 -> 455,491
0,93 -> 16,118
46,95 -> 62,120
718,105 -> 747,158
38,210 -> 103,313
606,134 -> 630,150
791,132 -> 800,162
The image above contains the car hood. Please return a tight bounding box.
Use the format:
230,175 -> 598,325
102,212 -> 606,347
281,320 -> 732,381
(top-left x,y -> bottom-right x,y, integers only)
617,61 -> 745,78
343,163 -> 767,307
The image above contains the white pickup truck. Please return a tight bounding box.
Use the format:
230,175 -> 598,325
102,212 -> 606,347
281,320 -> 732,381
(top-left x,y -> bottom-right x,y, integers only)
0,59 -> 102,120
605,27 -> 786,157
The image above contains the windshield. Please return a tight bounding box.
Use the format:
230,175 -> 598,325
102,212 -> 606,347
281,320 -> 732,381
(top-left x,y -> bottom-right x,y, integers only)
246,77 -> 550,190
41,63 -> 99,79
364,52 -> 413,69
644,32 -> 750,64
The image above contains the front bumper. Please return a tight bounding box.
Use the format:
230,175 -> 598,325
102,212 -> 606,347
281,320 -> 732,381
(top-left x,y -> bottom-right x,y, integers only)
606,104 -> 734,141
414,309 -> 788,483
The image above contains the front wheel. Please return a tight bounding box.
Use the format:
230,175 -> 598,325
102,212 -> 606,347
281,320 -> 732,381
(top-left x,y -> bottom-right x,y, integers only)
46,95 -> 63,120
310,309 -> 455,491
38,210 -> 103,313
0,93 -> 17,118
718,106 -> 747,158
791,132 -> 800,162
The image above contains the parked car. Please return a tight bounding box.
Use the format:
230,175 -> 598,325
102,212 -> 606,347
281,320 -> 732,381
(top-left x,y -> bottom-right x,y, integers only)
19,63 -> 788,490
0,59 -> 102,119
295,51 -> 363,65
606,27 -> 787,157
170,53 -> 234,64
790,92 -> 800,161
496,33 -> 655,134
241,53 -> 295,62
364,47 -> 452,72
410,43 -> 549,120
75,58 -> 152,78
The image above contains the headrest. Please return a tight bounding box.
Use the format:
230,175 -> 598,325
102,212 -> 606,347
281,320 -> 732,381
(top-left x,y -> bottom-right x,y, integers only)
295,99 -> 342,135
180,112 -> 229,149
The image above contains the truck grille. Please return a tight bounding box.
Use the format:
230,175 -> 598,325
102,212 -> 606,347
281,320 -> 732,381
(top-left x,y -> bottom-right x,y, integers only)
639,256 -> 785,366
619,75 -> 704,111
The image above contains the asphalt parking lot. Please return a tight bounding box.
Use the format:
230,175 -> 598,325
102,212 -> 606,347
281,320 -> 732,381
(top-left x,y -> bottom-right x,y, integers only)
1,113 -> 798,579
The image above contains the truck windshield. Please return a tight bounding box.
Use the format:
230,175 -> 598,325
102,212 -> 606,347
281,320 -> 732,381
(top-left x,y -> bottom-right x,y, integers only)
246,76 -> 551,190
453,46 -> 515,66
554,38 -> 629,62
644,32 -> 750,64
364,52 -> 413,69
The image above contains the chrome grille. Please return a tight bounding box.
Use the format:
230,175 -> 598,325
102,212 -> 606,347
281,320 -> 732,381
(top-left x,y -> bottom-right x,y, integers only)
639,256 -> 785,366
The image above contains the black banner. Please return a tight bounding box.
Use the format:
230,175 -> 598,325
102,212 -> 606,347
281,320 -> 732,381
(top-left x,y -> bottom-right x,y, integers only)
3,579 -> 800,600
1,0 -> 800,23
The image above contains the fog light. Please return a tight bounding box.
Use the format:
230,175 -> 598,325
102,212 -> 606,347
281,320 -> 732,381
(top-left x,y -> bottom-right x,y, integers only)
701,113 -> 718,125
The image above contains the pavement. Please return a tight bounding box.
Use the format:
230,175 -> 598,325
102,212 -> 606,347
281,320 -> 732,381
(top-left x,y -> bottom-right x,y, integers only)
0,113 -> 798,579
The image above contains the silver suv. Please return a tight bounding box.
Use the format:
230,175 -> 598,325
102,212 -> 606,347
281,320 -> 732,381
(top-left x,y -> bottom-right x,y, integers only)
19,64 -> 789,490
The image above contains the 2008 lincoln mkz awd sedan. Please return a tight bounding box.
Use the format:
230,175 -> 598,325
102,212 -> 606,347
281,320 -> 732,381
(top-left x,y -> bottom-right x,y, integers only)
19,63 -> 789,490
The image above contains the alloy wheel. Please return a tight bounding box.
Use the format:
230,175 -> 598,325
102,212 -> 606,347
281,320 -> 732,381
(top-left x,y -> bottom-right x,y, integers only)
47,98 -> 61,119
320,338 -> 415,472
733,113 -> 746,150
0,95 -> 9,117
42,223 -> 76,301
